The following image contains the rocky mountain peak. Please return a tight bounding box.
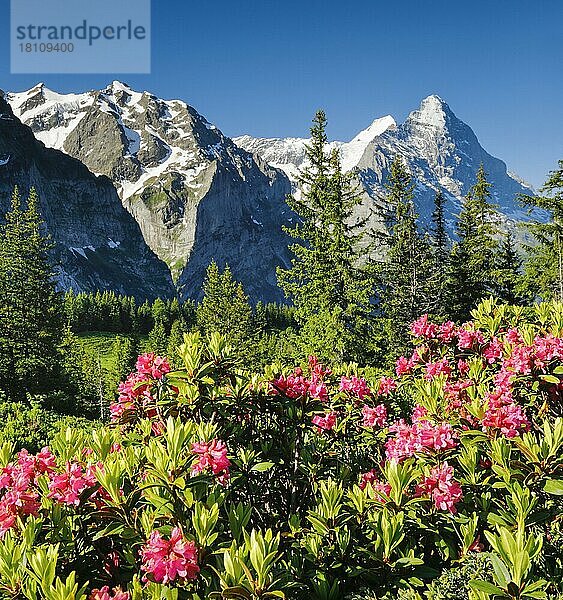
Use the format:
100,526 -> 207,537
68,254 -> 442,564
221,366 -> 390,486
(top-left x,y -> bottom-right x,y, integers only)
407,94 -> 452,128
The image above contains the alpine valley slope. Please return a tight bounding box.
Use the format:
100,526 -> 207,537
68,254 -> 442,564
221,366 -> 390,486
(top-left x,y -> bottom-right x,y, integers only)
235,95 -> 535,235
0,91 -> 175,300
5,82 -> 293,303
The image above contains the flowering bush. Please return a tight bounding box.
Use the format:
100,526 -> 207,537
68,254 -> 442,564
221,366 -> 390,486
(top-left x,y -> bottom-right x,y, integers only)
0,301 -> 561,599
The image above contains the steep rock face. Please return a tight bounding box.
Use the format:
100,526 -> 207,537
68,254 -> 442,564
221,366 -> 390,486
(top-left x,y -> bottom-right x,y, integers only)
235,96 -> 535,232
0,92 -> 175,300
7,82 -> 293,302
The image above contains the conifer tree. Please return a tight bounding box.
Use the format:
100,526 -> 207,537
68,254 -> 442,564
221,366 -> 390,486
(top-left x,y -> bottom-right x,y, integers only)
196,261 -> 253,351
493,231 -> 525,305
0,187 -> 62,401
167,319 -> 189,367
277,111 -> 376,362
429,189 -> 449,316
378,157 -> 434,355
519,160 -> 563,301
446,164 -> 499,321
146,322 -> 168,356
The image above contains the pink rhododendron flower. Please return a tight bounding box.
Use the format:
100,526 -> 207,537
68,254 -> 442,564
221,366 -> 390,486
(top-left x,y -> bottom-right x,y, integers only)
411,314 -> 437,339
532,334 -> 563,370
135,353 -> 171,380
505,328 -> 524,346
312,411 -> 337,432
377,376 -> 397,396
424,358 -> 451,380
457,327 -> 485,350
385,419 -> 457,461
410,347 -> 426,365
504,345 -> 534,375
0,447 -> 58,537
88,586 -> 130,600
457,359 -> 470,376
482,394 -> 530,438
358,469 -> 391,501
415,462 -> 462,513
141,527 -> 199,584
308,378 -> 329,402
271,373 -> 309,399
437,321 -> 457,344
395,356 -> 414,376
411,404 -> 428,422
47,462 -> 102,506
308,355 -> 332,378
110,354 -> 170,422
359,468 -> 377,490
483,337 -> 504,364
191,439 -> 230,484
271,360 -> 328,402
444,379 -> 473,409
340,375 -> 371,400
362,404 -> 387,428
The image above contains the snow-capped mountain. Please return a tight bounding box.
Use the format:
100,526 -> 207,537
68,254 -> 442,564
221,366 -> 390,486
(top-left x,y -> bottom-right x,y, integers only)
0,91 -> 174,299
2,83 -> 538,302
235,95 -> 535,231
6,82 -> 292,301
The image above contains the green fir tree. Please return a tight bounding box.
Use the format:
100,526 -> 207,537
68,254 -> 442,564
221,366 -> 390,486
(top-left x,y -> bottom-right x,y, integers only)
196,261 -> 254,354
446,164 -> 499,321
378,157 -> 434,355
519,160 -> 563,301
277,110 -> 376,362
430,190 -> 450,316
0,187 -> 62,401
493,231 -> 525,305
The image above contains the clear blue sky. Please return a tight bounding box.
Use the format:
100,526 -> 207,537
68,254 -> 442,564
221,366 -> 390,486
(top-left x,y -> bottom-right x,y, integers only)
1,0 -> 561,188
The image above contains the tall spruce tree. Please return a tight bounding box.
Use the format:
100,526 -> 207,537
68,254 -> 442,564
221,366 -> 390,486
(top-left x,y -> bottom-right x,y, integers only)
378,157 -> 435,355
519,160 -> 563,301
429,189 -> 449,316
493,231 -> 525,305
196,261 -> 254,353
446,164 -> 499,321
0,187 -> 62,401
277,111 -> 376,362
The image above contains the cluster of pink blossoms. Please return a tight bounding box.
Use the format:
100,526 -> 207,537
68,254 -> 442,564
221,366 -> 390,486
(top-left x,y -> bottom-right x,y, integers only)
0,448 -> 56,536
312,411 -> 338,432
47,461 -> 108,507
88,587 -> 130,600
415,462 -> 463,513
340,374 -> 396,399
483,390 -> 530,438
0,448 -> 115,537
396,315 -> 563,439
424,358 -> 452,381
110,353 -> 171,421
271,356 -> 330,402
385,406 -> 457,461
361,404 -> 387,428
141,527 -> 199,584
190,439 -> 230,485
409,314 -> 488,351
340,375 -> 371,400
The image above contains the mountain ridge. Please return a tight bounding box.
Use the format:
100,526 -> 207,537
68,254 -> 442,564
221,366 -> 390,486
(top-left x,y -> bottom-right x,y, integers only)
2,82 -> 540,302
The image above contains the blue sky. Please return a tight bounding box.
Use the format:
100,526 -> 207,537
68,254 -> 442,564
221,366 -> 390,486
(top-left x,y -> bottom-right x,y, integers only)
1,0 -> 561,187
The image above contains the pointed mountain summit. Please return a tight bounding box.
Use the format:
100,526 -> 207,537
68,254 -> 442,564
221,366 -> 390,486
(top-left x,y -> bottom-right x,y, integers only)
236,95 -> 534,235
